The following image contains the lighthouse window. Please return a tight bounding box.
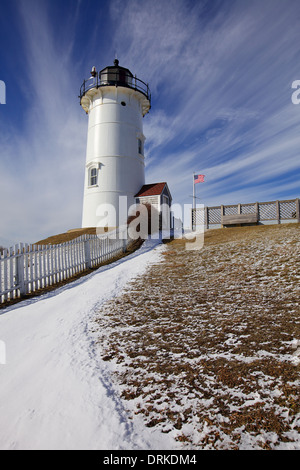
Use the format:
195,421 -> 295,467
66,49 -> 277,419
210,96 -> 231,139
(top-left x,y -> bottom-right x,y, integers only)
121,101 -> 126,106
138,138 -> 143,155
89,167 -> 98,186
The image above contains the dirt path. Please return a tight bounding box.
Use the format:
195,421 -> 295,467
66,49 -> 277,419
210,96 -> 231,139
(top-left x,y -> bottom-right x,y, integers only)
94,224 -> 300,449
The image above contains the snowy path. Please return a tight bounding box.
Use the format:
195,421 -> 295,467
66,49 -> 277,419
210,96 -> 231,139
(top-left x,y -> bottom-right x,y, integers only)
0,240 -> 176,450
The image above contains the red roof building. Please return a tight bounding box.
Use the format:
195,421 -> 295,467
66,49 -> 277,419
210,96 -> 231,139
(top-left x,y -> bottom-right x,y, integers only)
134,182 -> 171,199
135,182 -> 172,230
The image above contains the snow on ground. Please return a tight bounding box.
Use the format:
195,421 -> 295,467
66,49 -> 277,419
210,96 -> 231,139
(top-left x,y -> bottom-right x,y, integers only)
94,225 -> 300,450
0,239 -> 178,450
1,225 -> 299,451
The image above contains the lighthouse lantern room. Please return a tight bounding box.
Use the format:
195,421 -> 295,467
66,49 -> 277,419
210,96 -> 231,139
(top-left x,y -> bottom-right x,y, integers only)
79,60 -> 151,228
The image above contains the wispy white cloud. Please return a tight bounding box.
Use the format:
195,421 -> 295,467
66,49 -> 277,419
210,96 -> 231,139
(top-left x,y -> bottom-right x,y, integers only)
109,0 -> 300,208
0,0 -> 86,246
1,0 -> 300,246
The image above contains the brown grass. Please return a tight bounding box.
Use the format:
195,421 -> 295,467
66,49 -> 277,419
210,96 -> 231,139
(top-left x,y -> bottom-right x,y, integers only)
94,223 -> 300,449
35,227 -> 102,245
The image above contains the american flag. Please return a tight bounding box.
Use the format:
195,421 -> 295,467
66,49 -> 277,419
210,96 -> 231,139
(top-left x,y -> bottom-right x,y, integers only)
194,174 -> 205,184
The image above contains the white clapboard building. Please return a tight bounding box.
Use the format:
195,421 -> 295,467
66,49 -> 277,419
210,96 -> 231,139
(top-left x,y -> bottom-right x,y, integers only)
135,182 -> 172,230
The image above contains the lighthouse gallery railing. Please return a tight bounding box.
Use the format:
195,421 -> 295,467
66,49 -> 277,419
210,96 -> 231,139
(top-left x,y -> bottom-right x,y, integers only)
79,71 -> 151,102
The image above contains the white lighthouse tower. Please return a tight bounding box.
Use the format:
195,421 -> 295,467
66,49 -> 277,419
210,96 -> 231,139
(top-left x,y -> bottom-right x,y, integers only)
79,60 -> 151,228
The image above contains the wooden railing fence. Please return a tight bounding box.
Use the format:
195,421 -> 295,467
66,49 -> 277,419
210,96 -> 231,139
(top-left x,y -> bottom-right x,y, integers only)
192,198 -> 300,229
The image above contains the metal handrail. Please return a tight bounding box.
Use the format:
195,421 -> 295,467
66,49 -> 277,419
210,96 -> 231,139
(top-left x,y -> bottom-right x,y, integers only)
79,71 -> 151,103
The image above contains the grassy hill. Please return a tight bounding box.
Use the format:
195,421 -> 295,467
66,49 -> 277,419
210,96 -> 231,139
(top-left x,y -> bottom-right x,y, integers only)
35,227 -> 98,245
94,223 -> 300,449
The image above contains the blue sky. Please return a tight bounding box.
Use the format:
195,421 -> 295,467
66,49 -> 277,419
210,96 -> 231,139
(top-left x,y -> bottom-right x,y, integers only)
0,0 -> 300,246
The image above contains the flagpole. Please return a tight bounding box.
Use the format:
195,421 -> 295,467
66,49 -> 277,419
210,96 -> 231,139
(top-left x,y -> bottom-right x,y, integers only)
193,173 -> 195,231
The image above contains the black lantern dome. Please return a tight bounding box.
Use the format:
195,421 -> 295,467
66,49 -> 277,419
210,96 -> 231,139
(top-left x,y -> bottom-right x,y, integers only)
79,59 -> 151,115
99,59 -> 133,87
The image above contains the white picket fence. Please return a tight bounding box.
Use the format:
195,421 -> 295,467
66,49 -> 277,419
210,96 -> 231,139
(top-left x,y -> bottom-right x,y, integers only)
0,231 -> 128,304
